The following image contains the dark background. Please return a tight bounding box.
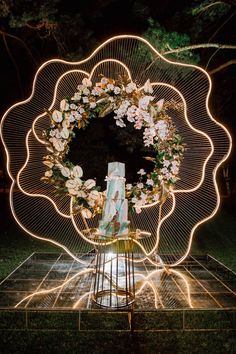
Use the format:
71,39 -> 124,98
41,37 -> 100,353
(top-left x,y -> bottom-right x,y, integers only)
1,0 -> 236,212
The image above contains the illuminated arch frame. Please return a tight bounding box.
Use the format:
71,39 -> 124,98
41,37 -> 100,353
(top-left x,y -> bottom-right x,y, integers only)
0,35 -> 232,268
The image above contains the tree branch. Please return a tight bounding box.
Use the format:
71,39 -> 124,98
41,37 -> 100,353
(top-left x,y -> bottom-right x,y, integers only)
208,59 -> 236,74
162,43 -> 236,56
144,42 -> 236,72
194,1 -> 224,15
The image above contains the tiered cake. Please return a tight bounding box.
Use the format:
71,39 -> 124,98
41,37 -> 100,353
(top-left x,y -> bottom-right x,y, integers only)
98,162 -> 130,237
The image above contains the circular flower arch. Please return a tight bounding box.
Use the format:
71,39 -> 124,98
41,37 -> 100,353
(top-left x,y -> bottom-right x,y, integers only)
42,75 -> 185,218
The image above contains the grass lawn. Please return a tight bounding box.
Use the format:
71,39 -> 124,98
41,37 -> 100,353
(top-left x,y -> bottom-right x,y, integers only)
1,193 -> 236,280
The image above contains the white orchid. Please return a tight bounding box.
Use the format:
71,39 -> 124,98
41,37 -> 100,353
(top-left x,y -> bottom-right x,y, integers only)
125,82 -> 137,93
138,96 -> 154,110
146,179 -> 154,186
137,169 -> 146,175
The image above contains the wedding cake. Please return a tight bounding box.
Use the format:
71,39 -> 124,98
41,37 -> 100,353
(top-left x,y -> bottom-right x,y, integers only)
98,162 -> 130,237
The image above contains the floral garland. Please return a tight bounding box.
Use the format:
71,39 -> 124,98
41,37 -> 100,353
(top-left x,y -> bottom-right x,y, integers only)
41,76 -> 185,218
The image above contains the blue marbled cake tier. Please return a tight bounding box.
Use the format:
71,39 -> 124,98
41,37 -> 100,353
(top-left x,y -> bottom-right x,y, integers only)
98,162 -> 130,237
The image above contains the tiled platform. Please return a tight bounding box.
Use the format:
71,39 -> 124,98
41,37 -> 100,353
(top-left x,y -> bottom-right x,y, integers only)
0,253 -> 235,310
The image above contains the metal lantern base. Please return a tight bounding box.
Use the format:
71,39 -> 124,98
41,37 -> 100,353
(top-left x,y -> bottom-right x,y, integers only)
93,238 -> 135,308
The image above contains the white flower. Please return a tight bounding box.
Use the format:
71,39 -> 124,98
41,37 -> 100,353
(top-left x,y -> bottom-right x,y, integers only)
137,183 -> 144,189
126,184 -> 132,190
90,102 -> 96,109
140,192 -> 147,203
83,88 -> 90,96
61,166 -> 71,177
156,99 -> 164,112
52,110 -> 63,123
141,110 -> 152,124
82,78 -> 92,87
84,179 -> 96,189
171,161 -> 179,175
68,114 -> 76,123
89,190 -> 100,200
125,82 -> 137,93
115,118 -> 126,128
143,127 -> 156,146
50,137 -> 64,151
146,179 -> 154,186
73,92 -> 81,100
70,103 -> 77,110
72,165 -> 83,178
61,127 -> 69,139
79,107 -> 85,114
138,96 -> 154,110
77,84 -> 85,92
81,208 -> 92,219
67,188 -> 79,196
77,190 -> 87,198
49,130 -> 55,137
83,97 -> 89,103
66,177 -> 83,195
137,169 -> 146,175
161,167 -> 169,175
91,87 -> 101,96
144,79 -> 153,94
65,179 -> 79,189
163,160 -> 171,168
101,77 -> 108,85
131,197 -> 139,204
155,120 -> 167,129
45,170 -> 53,177
60,99 -> 69,111
114,86 -> 121,95
107,83 -> 114,91
55,130 -> 61,139
135,206 -> 142,214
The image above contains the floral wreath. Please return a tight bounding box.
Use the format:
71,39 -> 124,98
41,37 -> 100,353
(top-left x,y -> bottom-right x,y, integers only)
41,76 -> 185,218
